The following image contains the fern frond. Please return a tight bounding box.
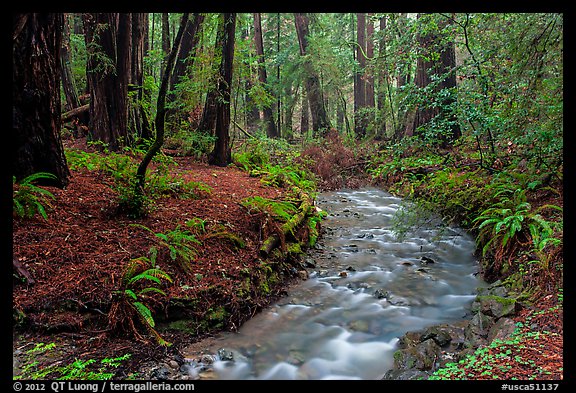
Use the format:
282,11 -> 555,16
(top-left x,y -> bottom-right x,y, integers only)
131,301 -> 155,328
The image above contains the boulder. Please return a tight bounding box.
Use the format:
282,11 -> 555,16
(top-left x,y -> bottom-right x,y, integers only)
393,339 -> 442,371
487,317 -> 518,343
472,295 -> 517,318
382,369 -> 430,380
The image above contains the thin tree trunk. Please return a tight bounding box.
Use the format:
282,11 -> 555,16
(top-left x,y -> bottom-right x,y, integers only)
209,13 -> 236,167
376,15 -> 388,140
136,13 -> 190,199
13,13 -> 70,187
365,14 -> 376,136
169,13 -> 204,93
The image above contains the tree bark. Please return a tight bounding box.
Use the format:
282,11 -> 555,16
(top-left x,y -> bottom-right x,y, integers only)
209,13 -> 236,167
129,12 -> 152,141
411,14 -> 461,144
254,13 -> 278,138
83,13 -> 131,150
62,103 -> 89,122
294,13 -> 331,136
354,12 -> 367,138
300,85 -> 309,135
375,15 -> 389,139
243,22 -> 260,130
160,13 -> 170,81
13,13 -> 70,187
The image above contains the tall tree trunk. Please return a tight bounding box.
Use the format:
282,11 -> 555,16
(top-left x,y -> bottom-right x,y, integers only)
294,13 -> 331,136
365,13 -> 376,135
13,13 -> 70,187
83,13 -> 131,150
197,14 -> 225,135
209,13 -> 236,167
160,13 -> 170,81
60,14 -> 81,113
254,12 -> 278,138
375,15 -> 389,140
243,22 -> 260,130
411,14 -> 461,144
354,13 -> 367,138
365,14 -> 375,110
300,85 -> 309,136
130,12 -> 152,141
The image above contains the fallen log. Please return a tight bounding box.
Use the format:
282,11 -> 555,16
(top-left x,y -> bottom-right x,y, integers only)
62,103 -> 89,123
259,189 -> 313,258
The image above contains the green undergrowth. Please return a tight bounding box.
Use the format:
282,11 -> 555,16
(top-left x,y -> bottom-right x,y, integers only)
65,146 -> 211,217
368,139 -> 563,296
430,301 -> 563,380
14,342 -> 134,380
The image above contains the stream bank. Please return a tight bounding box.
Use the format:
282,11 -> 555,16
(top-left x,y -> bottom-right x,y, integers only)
135,187 -> 512,380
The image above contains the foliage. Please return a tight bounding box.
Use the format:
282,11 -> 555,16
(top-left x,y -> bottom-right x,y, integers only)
242,196 -> 297,223
65,147 -> 211,217
164,127 -> 217,158
131,223 -> 202,275
13,172 -> 57,220
109,252 -> 173,346
430,310 -> 562,380
14,342 -> 132,380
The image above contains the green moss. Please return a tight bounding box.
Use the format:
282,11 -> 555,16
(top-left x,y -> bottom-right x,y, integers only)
287,242 -> 303,255
165,320 -> 197,335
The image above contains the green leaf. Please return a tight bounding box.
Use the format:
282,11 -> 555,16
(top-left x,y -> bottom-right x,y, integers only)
124,289 -> 137,301
138,287 -> 167,297
132,301 -> 155,328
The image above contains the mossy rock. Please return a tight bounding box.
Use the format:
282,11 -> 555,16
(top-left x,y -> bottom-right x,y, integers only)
473,295 -> 517,318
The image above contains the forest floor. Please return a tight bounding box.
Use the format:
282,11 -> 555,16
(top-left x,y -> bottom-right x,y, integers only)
12,138 -> 564,381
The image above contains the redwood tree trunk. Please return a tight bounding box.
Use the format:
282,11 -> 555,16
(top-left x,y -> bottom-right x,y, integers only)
130,12 -> 152,141
365,14 -> 375,109
300,86 -> 309,135
254,13 -> 278,138
83,13 -> 131,150
354,12 -> 367,138
411,14 -> 461,144
209,13 -> 236,167
294,13 -> 331,136
13,13 -> 70,187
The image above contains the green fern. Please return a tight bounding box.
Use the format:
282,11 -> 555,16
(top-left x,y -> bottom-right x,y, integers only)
130,224 -> 202,274
13,172 -> 57,220
112,255 -> 173,346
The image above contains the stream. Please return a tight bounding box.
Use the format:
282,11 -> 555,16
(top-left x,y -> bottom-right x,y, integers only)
181,187 -> 485,380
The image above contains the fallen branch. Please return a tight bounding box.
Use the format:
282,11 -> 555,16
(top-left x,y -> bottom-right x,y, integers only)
231,119 -> 256,139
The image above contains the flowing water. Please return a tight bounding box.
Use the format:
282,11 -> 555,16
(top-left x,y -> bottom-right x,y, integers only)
182,187 -> 484,380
